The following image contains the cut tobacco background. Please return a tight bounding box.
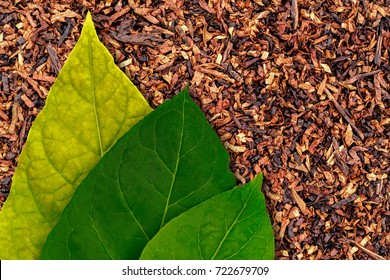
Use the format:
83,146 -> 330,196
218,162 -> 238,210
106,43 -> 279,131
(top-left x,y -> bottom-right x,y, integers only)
1,12 -> 274,260
1,1 -> 389,260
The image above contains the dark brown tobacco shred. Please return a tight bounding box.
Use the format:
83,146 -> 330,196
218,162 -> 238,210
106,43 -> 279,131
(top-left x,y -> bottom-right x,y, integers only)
0,0 -> 389,260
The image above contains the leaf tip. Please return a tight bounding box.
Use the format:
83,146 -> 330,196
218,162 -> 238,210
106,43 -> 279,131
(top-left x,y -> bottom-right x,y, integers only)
85,10 -> 92,22
252,172 -> 263,187
83,11 -> 95,31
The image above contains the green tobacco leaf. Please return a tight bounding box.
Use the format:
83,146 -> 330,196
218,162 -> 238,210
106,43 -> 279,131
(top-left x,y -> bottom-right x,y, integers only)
0,12 -> 152,259
140,174 -> 274,260
40,89 -> 236,260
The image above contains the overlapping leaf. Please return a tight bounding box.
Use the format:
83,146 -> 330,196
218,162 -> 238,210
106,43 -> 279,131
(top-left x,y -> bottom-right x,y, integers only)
41,89 -> 236,260
0,12 -> 152,259
140,174 -> 274,260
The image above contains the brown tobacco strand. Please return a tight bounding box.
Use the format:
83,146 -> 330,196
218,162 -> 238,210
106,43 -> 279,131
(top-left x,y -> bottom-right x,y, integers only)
292,0 -> 299,30
374,18 -> 385,65
8,101 -> 19,135
340,238 -> 385,260
374,33 -> 383,66
343,70 -> 381,85
331,194 -> 358,209
324,88 -> 364,140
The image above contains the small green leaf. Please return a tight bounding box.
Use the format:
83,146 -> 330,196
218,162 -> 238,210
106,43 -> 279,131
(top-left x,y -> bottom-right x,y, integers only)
0,12 -> 152,259
140,174 -> 274,260
40,89 -> 236,260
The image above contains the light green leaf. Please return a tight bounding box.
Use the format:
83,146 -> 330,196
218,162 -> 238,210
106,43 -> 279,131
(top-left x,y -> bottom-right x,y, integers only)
40,89 -> 236,260
140,174 -> 274,260
0,12 -> 152,259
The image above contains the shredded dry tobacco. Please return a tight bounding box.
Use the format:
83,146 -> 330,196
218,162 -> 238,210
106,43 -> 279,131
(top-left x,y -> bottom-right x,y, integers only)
0,0 -> 389,260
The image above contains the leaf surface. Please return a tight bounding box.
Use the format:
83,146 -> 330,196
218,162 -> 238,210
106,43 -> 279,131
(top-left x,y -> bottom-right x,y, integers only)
40,89 -> 236,260
140,174 -> 274,260
0,12 -> 152,259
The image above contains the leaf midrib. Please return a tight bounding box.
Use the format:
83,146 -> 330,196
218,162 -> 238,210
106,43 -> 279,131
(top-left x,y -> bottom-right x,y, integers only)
159,99 -> 186,228
89,196 -> 114,260
87,28 -> 104,157
210,186 -> 256,260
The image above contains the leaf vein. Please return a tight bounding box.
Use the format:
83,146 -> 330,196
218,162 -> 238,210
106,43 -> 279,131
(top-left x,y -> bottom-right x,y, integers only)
211,185 -> 257,259
89,194 -> 114,259
87,33 -> 104,157
160,99 -> 186,228
116,161 -> 151,240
